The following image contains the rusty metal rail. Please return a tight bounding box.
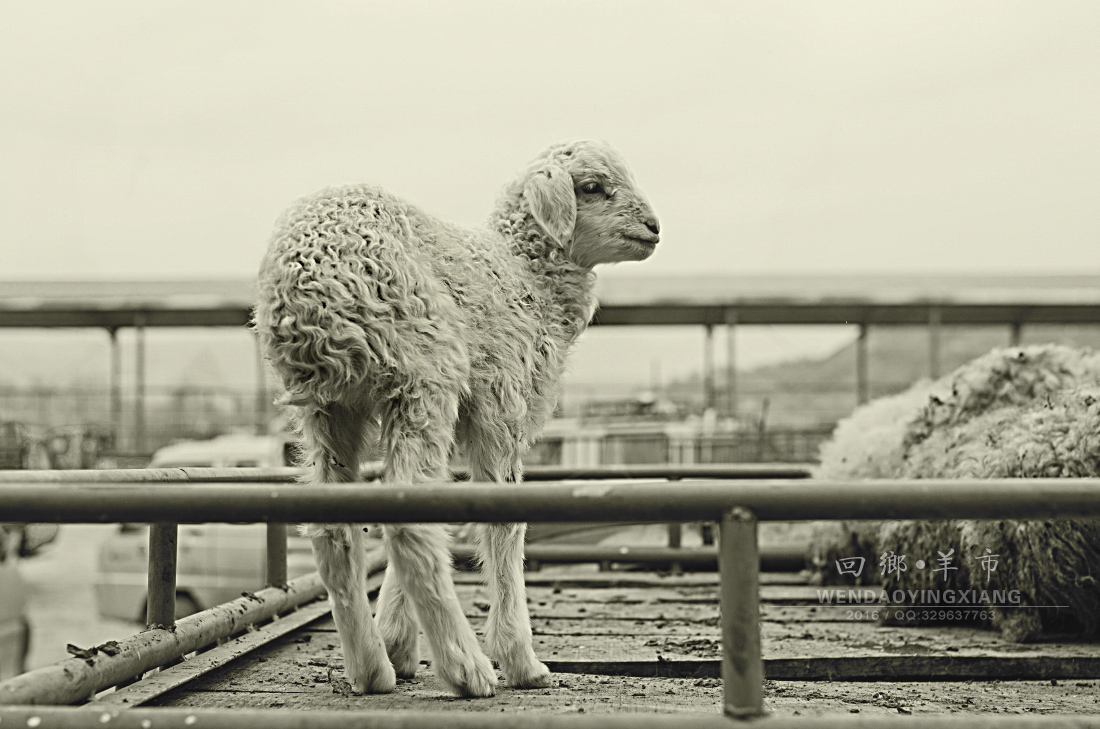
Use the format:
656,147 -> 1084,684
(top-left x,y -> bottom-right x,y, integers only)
0,572 -> 336,706
0,462 -> 813,484
450,543 -> 807,571
3,707 -> 1099,729
2,478 -> 1099,524
1,467 -> 1098,724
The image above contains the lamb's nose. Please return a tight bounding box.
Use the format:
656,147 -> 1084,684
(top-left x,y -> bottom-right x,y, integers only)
644,217 -> 660,235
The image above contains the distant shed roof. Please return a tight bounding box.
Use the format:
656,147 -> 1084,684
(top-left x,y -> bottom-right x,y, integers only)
0,275 -> 1098,328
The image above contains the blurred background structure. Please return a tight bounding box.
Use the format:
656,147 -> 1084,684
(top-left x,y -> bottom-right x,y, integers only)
2,1 -> 1099,466
3,274 -> 1099,467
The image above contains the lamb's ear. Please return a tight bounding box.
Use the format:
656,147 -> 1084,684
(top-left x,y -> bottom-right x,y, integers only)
524,165 -> 576,245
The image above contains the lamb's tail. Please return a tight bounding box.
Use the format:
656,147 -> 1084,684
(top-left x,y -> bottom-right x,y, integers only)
254,272 -> 383,409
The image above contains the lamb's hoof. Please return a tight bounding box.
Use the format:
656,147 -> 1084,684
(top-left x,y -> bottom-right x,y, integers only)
380,618 -> 420,679
437,651 -> 497,698
346,662 -> 397,694
504,660 -> 552,689
390,652 -> 420,680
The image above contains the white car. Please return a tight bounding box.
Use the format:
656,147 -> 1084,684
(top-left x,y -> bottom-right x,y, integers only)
94,434 -> 317,622
0,525 -> 30,679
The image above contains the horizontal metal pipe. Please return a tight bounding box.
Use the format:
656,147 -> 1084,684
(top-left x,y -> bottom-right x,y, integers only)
523,463 -> 814,481
450,543 -> 806,571
0,570 -> 338,706
0,466 -> 302,484
1,707 -> 1098,729
1,478 -> 1099,524
0,462 -> 811,484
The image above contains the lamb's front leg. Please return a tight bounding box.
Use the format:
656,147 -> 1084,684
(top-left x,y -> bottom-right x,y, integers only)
478,522 -> 552,688
311,525 -> 396,693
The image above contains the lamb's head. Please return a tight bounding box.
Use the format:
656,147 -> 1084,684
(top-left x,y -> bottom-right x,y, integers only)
521,140 -> 660,268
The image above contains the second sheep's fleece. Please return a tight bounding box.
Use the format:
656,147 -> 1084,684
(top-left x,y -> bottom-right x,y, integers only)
253,141 -> 660,697
810,344 -> 1100,642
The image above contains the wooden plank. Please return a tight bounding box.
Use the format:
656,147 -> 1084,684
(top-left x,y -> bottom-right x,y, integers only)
283,616 -> 1100,682
147,627 -> 1100,716
94,600 -> 335,707
139,566 -> 1100,717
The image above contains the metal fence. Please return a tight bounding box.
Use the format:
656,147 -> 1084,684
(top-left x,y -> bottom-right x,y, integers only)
1,466 -> 1099,727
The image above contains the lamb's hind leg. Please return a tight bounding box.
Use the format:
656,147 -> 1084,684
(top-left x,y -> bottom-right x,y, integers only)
299,404 -> 395,694
381,391 -> 496,698
376,562 -> 420,678
470,455 -> 551,688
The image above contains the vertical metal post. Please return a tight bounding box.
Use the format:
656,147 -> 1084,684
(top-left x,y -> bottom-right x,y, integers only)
1010,321 -> 1023,347
719,507 -> 765,718
254,334 -> 268,436
667,522 -> 682,575
856,323 -> 869,405
265,523 -> 288,589
108,327 -> 122,449
725,308 -> 738,419
147,524 -> 178,628
928,305 -> 941,379
703,323 -> 715,411
134,315 -> 147,453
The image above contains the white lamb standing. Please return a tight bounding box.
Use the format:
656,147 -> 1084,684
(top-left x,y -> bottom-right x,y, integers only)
253,140 -> 660,697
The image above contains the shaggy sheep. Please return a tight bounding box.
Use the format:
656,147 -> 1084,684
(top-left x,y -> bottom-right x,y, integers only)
809,344 -> 1100,641
253,140 -> 660,696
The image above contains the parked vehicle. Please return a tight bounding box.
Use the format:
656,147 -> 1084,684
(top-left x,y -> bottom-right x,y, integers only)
17,524 -> 60,558
94,434 -> 316,622
1,421 -> 61,557
0,525 -> 30,679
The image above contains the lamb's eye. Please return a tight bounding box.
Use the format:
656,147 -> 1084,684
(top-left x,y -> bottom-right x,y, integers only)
579,181 -> 604,196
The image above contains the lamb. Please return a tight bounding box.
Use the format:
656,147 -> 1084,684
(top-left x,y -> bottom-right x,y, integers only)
253,140 -> 660,696
809,344 -> 1100,641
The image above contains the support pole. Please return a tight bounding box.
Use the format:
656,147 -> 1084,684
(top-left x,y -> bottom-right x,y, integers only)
265,523 -> 288,589
703,323 -> 715,412
856,323 -> 869,406
1010,321 -> 1023,347
254,333 -> 268,436
666,521 -> 682,575
928,305 -> 941,380
108,327 -> 122,449
725,309 -> 738,419
147,524 -> 178,629
134,314 -> 147,453
719,507 -> 764,718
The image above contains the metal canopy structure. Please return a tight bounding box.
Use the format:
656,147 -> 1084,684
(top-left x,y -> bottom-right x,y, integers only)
1,275 -> 1097,445
1,274 -> 1099,328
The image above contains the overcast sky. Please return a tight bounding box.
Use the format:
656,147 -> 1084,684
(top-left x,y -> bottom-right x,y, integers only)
2,1 -> 1098,282
2,2 -> 1099,395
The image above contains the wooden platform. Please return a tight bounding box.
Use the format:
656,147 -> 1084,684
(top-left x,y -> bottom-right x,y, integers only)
107,567 -> 1100,717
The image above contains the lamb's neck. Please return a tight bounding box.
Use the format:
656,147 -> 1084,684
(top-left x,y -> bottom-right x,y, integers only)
528,252 -> 598,345
490,207 -> 598,346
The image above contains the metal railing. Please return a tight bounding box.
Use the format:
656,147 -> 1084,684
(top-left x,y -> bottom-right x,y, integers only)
0,466 -> 1098,727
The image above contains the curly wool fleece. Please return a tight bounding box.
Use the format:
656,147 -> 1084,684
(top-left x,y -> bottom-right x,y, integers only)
809,344 -> 1100,641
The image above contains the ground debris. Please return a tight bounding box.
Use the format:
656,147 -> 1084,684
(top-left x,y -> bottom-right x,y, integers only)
97,640 -> 122,656
66,644 -> 98,664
